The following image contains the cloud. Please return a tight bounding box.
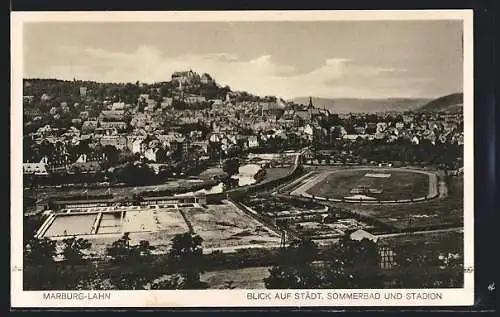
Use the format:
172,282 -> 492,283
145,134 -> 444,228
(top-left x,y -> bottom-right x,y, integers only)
36,45 -> 427,98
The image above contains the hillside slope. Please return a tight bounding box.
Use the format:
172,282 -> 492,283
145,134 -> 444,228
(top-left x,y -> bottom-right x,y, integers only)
417,92 -> 463,113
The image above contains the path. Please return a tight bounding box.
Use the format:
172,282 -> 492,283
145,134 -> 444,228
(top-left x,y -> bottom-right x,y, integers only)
375,227 -> 463,239
289,171 -> 330,196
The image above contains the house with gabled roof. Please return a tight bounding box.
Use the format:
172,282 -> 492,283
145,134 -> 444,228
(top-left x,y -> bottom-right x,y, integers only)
23,163 -> 49,175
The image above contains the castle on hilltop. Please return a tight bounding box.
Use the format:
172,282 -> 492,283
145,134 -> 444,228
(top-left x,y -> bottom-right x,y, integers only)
171,70 -> 215,86
171,70 -> 198,84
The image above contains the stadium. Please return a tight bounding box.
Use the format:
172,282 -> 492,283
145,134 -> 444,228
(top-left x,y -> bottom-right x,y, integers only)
289,168 -> 440,203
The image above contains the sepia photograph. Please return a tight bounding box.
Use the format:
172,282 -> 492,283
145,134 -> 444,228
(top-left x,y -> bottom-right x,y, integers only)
11,10 -> 474,307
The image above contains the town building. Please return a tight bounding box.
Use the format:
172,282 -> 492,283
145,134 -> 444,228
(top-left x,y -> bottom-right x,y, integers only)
99,135 -> 127,150
79,87 -> 87,97
200,73 -> 214,85
23,163 -> 49,175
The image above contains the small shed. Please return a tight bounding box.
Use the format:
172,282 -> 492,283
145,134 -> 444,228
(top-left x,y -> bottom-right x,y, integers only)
349,229 -> 379,243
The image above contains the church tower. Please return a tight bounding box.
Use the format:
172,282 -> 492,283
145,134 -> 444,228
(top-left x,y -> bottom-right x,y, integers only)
308,96 -> 314,108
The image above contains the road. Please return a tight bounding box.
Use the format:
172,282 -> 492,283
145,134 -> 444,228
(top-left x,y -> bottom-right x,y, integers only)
375,227 -> 463,239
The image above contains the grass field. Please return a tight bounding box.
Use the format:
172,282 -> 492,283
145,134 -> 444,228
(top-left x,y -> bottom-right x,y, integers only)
337,175 -> 463,230
382,229 -> 463,250
307,169 -> 431,201
261,167 -> 292,182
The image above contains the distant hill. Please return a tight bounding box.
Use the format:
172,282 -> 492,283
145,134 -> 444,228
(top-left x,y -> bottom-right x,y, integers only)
291,97 -> 430,113
416,92 -> 463,113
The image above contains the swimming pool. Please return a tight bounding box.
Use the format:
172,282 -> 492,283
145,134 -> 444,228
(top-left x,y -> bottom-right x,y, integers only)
43,214 -> 97,237
96,212 -> 122,234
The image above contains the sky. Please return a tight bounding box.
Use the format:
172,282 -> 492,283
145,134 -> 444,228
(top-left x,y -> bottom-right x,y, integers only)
23,20 -> 463,99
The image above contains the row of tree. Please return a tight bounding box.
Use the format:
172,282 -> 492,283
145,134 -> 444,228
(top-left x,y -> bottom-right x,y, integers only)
24,232 -> 208,290
265,236 -> 463,289
311,137 -> 462,169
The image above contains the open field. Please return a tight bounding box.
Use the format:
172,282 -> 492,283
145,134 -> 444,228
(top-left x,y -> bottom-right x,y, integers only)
201,266 -> 271,289
381,228 -> 463,249
306,168 -> 431,201
242,195 -> 325,214
182,203 -> 281,249
262,167 -> 292,183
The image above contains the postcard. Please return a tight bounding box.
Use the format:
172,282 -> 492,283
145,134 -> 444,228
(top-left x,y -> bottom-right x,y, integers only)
11,9 -> 473,308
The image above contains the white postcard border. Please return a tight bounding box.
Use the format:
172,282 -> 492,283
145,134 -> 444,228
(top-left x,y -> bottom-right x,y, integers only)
11,9 -> 474,308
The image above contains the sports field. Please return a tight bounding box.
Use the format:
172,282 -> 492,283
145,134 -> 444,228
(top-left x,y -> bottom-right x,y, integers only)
306,169 -> 432,201
345,175 -> 463,230
282,168 -> 461,230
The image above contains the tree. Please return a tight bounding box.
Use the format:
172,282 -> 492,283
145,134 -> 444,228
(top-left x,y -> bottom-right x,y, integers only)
102,145 -> 119,166
106,234 -> 155,263
23,135 -> 36,162
264,236 -> 384,289
169,233 -> 207,289
286,238 -> 319,264
135,240 -> 155,258
226,144 -> 242,158
106,233 -> 133,262
24,237 -> 57,264
75,267 -> 115,290
320,236 -> 381,288
149,274 -> 186,290
265,265 -> 320,289
38,139 -> 55,159
156,147 -> 169,163
222,157 -> 240,176
323,208 -> 337,223
264,239 -> 320,289
207,141 -> 222,160
61,236 -> 92,264
114,163 -> 156,185
111,272 -> 149,290
23,215 -> 44,245
392,240 -> 463,288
